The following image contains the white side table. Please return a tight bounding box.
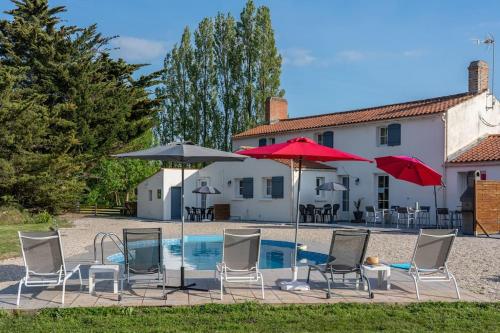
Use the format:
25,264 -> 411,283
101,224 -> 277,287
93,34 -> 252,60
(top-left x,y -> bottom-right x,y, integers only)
89,264 -> 123,298
362,264 -> 391,290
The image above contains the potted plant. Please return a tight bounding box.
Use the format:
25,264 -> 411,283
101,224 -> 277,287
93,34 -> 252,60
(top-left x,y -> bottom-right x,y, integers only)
352,198 -> 364,222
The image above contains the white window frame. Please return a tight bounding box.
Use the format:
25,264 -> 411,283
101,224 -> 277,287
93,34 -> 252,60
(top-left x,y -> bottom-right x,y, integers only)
376,174 -> 389,210
377,126 -> 388,146
234,178 -> 244,199
316,133 -> 323,145
262,177 -> 272,199
315,177 -> 326,199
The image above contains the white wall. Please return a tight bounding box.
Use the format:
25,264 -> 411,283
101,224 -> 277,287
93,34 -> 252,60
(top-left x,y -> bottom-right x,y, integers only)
137,171 -> 164,220
234,115 -> 447,219
446,92 -> 500,157
445,163 -> 500,209
137,168 -> 198,220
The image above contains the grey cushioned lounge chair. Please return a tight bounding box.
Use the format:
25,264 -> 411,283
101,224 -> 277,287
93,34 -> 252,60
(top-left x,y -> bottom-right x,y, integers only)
307,229 -> 373,299
123,228 -> 166,297
407,229 -> 460,300
17,230 -> 82,307
216,229 -> 264,300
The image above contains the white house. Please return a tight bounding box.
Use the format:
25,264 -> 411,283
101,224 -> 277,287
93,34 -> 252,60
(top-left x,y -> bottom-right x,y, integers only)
137,60 -> 500,222
232,61 -> 500,220
137,159 -> 336,222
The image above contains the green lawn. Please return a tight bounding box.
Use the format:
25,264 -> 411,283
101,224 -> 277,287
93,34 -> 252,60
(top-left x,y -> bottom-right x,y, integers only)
1,303 -> 499,333
0,221 -> 71,260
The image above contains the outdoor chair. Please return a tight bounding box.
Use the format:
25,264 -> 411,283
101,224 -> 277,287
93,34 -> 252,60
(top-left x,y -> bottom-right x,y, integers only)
185,207 -> 194,221
216,228 -> 264,300
17,231 -> 83,307
299,204 -> 307,223
392,229 -> 460,300
322,204 -> 332,223
307,229 -> 373,299
331,204 -> 340,223
436,208 -> 450,228
365,205 -> 383,225
418,206 -> 431,225
396,207 -> 416,228
191,207 -> 202,221
306,204 -> 316,222
123,228 -> 166,298
206,207 -> 214,221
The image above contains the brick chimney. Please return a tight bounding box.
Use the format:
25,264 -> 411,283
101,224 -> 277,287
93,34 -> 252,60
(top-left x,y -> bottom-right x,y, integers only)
468,60 -> 489,93
265,97 -> 288,124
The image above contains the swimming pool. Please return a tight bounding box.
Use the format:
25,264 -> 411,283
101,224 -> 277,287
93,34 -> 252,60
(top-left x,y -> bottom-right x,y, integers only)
107,235 -> 328,270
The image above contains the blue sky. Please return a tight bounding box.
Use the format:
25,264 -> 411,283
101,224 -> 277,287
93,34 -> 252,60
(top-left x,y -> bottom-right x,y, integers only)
2,0 -> 500,117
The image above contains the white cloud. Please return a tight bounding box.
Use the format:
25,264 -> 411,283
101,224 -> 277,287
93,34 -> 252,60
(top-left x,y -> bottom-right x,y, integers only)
282,48 -> 317,66
336,50 -> 366,62
111,36 -> 166,62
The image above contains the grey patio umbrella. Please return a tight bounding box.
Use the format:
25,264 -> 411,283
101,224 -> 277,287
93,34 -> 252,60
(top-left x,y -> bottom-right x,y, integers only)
113,142 -> 246,292
192,185 -> 221,194
315,182 -> 347,223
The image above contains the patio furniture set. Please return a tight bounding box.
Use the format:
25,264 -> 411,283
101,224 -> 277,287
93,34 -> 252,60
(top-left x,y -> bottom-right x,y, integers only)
365,205 -> 463,229
15,227 -> 461,307
299,204 -> 340,223
185,206 -> 214,221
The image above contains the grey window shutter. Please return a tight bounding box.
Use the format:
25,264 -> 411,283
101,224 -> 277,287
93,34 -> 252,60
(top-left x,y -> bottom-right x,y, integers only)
323,131 -> 334,148
242,177 -> 254,198
271,176 -> 284,198
387,124 -> 401,146
258,138 -> 267,147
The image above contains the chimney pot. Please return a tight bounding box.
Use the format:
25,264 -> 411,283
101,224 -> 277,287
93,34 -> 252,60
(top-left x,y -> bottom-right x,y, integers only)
265,97 -> 288,124
468,60 -> 489,93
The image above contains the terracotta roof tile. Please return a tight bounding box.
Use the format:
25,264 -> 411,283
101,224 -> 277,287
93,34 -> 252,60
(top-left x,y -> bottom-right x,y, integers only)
449,134 -> 500,163
274,159 -> 336,170
234,93 -> 477,138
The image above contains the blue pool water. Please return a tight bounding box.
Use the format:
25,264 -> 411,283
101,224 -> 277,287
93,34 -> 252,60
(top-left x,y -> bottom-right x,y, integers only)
107,235 -> 327,270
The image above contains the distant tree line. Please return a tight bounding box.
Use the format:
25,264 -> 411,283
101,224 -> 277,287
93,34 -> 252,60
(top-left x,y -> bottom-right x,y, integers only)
0,0 -> 160,211
155,0 -> 284,151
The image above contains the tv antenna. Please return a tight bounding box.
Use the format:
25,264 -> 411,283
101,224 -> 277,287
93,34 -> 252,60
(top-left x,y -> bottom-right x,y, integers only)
472,34 -> 495,108
472,34 -> 499,126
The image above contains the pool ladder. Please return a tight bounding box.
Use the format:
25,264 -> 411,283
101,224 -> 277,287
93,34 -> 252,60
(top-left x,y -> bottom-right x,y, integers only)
93,232 -> 124,264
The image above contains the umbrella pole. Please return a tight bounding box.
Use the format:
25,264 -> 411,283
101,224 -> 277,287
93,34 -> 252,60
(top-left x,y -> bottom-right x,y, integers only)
162,163 -> 207,293
433,185 -> 438,227
292,157 -> 302,272
280,157 -> 309,290
181,165 -> 185,287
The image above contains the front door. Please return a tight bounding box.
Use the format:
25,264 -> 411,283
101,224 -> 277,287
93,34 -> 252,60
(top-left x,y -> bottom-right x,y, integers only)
171,186 -> 182,220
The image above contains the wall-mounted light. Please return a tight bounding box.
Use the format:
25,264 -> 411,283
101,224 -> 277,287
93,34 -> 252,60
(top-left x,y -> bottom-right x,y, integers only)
355,178 -> 360,186
227,180 -> 232,186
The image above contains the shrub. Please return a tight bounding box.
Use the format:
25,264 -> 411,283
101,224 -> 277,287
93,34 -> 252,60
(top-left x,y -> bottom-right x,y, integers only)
0,206 -> 31,225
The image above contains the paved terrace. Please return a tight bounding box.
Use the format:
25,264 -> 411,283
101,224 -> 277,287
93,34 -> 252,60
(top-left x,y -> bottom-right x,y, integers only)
0,216 -> 497,309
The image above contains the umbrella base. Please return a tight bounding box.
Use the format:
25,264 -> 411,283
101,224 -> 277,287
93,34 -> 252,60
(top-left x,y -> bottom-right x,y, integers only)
158,266 -> 208,293
279,280 -> 310,291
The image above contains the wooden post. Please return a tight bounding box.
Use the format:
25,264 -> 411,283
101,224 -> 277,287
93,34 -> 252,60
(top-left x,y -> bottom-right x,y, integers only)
94,204 -> 97,216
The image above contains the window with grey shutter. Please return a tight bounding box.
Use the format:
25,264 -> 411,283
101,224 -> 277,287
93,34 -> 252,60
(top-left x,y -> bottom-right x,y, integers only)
387,124 -> 401,146
258,138 -> 267,146
323,131 -> 334,148
242,177 -> 254,198
271,176 -> 284,198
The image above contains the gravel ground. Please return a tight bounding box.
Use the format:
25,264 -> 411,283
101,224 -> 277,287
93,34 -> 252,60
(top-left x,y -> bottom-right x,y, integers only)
1,216 -> 498,300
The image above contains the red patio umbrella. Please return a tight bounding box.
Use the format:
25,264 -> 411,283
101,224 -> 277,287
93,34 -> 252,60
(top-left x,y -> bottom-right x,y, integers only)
238,137 -> 371,290
375,156 -> 442,226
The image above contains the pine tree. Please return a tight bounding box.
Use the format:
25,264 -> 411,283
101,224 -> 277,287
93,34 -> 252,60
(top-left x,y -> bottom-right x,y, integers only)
0,0 -> 161,211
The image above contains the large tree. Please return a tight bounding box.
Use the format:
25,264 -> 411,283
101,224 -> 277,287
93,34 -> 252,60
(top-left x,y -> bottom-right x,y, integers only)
157,0 -> 284,151
0,0 -> 160,211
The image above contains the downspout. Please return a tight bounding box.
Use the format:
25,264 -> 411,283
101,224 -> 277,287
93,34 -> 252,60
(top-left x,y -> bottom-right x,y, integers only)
441,112 -> 448,209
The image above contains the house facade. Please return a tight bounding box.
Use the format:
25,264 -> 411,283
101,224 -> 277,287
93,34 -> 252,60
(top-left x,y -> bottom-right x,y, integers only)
232,61 -> 500,220
137,159 -> 336,222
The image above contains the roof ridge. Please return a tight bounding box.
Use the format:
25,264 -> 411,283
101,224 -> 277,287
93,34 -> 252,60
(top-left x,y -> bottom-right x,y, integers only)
279,92 -> 473,122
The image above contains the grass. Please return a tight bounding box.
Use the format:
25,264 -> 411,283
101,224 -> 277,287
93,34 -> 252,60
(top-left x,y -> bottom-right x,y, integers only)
0,302 -> 498,333
0,207 -> 72,259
